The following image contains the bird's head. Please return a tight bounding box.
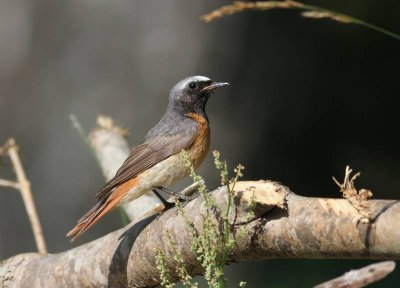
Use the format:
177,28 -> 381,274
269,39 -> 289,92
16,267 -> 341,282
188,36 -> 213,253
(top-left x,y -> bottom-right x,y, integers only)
168,76 -> 228,115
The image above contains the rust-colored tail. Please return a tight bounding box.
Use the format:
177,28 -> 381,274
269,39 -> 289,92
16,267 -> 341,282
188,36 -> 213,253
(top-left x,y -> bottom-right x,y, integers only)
66,186 -> 128,242
67,177 -> 139,241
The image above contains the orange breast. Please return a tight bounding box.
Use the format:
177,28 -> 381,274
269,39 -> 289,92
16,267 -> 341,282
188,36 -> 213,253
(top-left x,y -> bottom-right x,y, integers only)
185,112 -> 211,169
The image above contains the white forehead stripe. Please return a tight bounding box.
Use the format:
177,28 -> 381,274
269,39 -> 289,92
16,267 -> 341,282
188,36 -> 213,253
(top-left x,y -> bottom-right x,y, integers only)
173,76 -> 212,91
191,75 -> 211,82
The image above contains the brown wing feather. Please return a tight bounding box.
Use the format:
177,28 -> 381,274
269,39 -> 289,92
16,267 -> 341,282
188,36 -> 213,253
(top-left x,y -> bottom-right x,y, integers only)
96,132 -> 197,201
67,122 -> 199,241
67,132 -> 197,241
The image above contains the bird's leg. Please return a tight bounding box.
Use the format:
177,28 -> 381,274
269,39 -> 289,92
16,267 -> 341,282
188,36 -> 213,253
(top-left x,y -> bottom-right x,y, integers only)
155,186 -> 199,201
152,185 -> 200,217
152,189 -> 175,209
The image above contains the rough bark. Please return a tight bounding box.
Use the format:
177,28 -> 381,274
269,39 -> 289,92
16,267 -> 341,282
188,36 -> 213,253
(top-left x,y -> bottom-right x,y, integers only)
1,180 -> 399,287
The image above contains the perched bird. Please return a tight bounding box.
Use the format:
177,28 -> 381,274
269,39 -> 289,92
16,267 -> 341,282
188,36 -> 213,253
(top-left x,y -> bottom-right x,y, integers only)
67,76 -> 228,241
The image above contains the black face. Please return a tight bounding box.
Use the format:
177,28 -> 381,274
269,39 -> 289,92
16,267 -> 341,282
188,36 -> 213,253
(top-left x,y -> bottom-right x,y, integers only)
175,77 -> 213,107
168,76 -> 228,115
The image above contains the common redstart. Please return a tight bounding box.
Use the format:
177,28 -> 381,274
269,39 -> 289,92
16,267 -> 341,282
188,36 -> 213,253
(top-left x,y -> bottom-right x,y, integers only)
67,76 -> 228,241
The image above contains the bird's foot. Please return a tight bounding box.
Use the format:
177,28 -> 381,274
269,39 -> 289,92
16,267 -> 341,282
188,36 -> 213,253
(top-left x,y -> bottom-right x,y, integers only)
152,185 -> 201,219
154,186 -> 199,201
152,189 -> 176,210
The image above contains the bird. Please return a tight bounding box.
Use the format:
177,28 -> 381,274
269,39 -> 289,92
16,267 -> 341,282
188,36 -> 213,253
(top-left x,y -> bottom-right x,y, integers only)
66,76 -> 228,241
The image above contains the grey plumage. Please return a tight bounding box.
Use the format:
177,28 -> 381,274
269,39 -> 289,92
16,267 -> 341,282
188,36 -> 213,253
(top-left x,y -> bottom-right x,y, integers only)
97,76 -> 218,200
67,75 -> 228,241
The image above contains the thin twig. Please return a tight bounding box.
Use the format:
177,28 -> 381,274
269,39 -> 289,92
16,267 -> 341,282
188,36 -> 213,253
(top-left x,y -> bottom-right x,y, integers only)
5,138 -> 47,254
69,114 -> 102,166
314,261 -> 396,288
178,181 -> 201,197
0,179 -> 20,190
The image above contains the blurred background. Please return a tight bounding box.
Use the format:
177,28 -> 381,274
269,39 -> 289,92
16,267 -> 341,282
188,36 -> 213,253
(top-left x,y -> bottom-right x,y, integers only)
0,0 -> 399,287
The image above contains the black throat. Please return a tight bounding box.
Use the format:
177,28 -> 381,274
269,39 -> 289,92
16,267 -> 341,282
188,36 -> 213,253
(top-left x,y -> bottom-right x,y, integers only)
169,93 -> 210,121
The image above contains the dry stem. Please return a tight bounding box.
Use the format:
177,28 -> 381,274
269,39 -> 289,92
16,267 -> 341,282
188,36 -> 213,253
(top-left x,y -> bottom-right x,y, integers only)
333,166 -> 372,223
201,1 -> 304,23
200,1 -> 355,24
200,1 -> 400,41
0,138 -> 47,254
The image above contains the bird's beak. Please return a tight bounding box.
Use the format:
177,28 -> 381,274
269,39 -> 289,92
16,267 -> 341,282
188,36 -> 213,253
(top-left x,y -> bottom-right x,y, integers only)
201,81 -> 229,92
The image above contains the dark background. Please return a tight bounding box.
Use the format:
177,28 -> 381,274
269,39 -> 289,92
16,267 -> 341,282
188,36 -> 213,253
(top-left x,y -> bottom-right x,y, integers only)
0,1 -> 399,287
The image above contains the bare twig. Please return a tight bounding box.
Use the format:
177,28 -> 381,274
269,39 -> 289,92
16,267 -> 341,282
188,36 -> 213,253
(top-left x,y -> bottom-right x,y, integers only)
315,261 -> 396,288
201,1 -> 400,41
178,180 -> 201,197
0,138 -> 47,254
0,179 -> 20,190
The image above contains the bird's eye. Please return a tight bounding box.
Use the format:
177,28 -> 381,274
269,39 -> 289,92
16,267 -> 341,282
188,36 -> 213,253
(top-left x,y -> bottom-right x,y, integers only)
188,82 -> 197,90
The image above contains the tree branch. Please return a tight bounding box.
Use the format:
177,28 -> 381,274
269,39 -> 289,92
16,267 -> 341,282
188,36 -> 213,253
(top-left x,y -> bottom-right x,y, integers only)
315,261 -> 396,288
0,180 -> 399,287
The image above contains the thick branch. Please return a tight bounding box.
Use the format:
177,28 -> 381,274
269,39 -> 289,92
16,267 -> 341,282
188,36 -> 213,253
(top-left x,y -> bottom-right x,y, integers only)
1,180 -> 399,287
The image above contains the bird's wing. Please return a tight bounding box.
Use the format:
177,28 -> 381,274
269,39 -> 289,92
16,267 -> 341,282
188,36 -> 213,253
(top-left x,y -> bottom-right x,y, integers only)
67,123 -> 199,241
95,130 -> 197,201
